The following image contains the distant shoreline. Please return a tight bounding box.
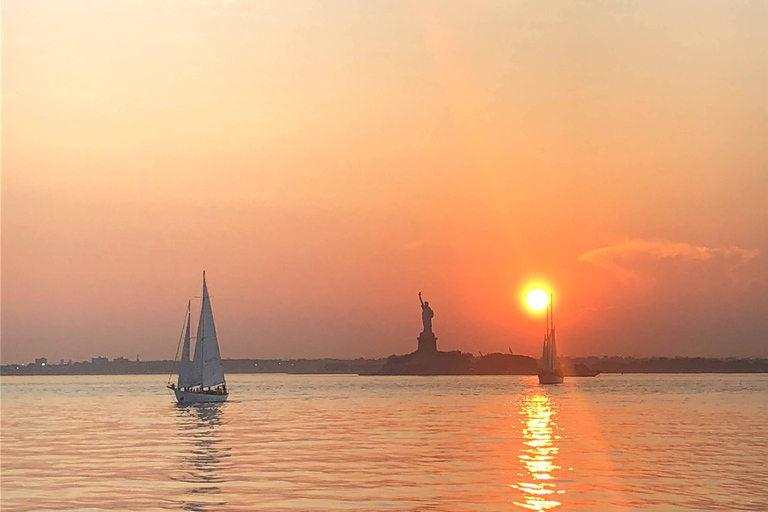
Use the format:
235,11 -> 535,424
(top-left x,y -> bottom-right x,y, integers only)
2,356 -> 767,376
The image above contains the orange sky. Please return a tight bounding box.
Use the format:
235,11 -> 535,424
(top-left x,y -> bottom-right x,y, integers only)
2,0 -> 767,363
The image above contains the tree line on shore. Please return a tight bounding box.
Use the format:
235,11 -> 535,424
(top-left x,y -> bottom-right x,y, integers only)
2,355 -> 767,376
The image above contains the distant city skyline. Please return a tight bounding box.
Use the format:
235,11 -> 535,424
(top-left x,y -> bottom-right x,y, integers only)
3,0 -> 767,363
4,354 -> 767,377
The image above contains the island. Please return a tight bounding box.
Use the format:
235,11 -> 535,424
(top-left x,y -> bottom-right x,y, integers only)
373,293 -> 558,375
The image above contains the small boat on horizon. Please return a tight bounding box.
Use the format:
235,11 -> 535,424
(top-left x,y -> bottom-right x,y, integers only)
167,271 -> 228,403
538,293 -> 564,385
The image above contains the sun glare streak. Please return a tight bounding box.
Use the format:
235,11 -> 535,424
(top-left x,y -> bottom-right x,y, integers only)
511,390 -> 564,510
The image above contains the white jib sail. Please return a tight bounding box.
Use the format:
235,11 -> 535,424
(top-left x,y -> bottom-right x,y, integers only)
196,273 -> 226,388
177,302 -> 200,389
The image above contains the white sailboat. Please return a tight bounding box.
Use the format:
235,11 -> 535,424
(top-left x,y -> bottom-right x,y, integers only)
538,293 -> 564,385
167,272 -> 228,403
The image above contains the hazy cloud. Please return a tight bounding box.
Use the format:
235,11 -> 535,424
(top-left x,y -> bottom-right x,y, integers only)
579,240 -> 759,284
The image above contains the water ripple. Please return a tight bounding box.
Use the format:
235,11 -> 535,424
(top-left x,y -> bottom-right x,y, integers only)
2,374 -> 767,511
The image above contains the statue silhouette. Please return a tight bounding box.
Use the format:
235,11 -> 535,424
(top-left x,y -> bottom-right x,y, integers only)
419,292 -> 434,334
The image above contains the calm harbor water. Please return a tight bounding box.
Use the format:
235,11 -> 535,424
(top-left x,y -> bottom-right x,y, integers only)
1,374 -> 767,511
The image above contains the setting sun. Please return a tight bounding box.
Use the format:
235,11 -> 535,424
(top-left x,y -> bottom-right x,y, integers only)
526,289 -> 549,311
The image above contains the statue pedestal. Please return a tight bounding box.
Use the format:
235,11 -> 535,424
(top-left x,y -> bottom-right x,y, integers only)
417,331 -> 438,353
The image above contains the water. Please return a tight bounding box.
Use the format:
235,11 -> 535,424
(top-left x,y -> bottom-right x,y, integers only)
1,374 -> 767,511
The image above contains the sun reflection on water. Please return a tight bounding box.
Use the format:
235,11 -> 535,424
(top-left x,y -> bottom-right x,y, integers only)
511,391 -> 564,510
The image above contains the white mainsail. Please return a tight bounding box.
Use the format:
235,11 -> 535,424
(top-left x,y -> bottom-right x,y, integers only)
541,329 -> 557,373
193,272 -> 225,388
177,301 -> 199,388
540,293 -> 559,373
538,293 -> 563,384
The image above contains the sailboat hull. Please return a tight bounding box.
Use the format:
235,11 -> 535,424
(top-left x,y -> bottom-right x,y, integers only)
172,388 -> 228,404
538,370 -> 564,385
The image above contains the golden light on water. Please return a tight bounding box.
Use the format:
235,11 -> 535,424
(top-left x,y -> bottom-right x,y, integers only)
526,289 -> 550,311
511,391 -> 564,510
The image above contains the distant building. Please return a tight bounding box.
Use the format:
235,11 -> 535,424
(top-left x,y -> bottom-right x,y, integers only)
114,357 -> 130,363
34,357 -> 47,366
92,356 -> 109,364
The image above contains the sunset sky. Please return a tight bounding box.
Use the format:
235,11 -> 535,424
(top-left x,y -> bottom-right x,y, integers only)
2,0 -> 767,364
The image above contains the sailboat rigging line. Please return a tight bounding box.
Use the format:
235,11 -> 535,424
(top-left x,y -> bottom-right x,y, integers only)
167,301 -> 190,386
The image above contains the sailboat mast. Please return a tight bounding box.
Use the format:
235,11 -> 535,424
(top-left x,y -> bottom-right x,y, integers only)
200,270 -> 206,389
168,301 -> 191,385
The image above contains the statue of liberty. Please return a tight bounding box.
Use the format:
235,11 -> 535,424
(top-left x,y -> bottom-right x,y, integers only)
419,292 -> 434,334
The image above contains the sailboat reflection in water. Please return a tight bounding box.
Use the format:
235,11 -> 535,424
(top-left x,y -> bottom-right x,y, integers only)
511,391 -> 565,510
168,272 -> 228,403
173,403 -> 230,512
